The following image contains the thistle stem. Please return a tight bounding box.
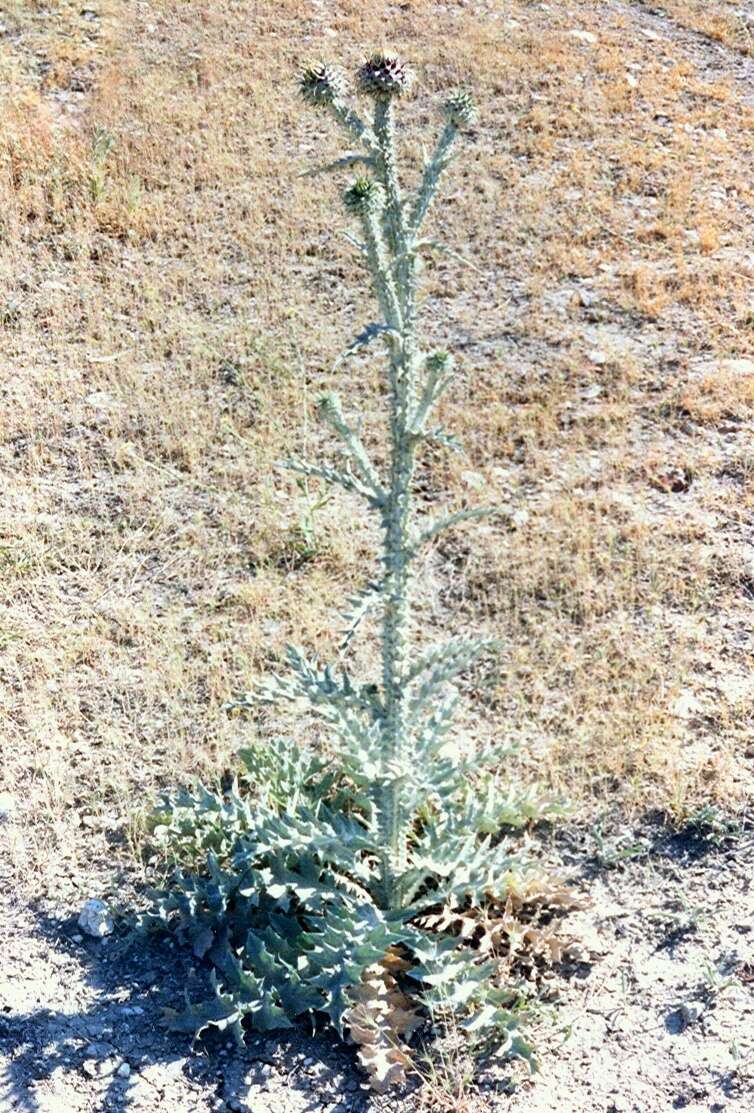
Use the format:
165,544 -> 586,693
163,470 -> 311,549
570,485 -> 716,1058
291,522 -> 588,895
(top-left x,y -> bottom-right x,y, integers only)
409,120 -> 458,236
373,98 -> 403,257
371,103 -> 420,909
298,60 -> 476,912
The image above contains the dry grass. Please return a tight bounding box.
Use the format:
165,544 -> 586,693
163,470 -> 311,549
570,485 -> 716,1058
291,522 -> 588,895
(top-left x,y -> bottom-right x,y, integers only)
1,0 -> 753,888
654,0 -> 754,55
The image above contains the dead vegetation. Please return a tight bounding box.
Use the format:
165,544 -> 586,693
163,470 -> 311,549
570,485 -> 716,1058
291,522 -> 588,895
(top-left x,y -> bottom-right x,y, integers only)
1,0 -> 753,891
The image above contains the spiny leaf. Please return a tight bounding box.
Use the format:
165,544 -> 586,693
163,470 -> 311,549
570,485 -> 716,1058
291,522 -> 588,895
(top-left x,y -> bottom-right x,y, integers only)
338,579 -> 383,653
421,425 -> 465,454
301,152 -> 375,178
344,951 -> 421,1093
334,321 -> 400,367
281,456 -> 383,508
413,505 -> 512,551
407,637 -> 501,716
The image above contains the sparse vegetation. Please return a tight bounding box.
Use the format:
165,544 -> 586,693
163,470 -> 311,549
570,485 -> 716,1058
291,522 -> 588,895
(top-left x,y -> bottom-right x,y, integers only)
0,2 -> 753,1106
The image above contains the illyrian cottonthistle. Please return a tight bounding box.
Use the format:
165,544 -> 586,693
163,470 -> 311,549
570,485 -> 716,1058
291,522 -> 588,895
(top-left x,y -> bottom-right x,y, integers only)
343,177 -> 386,216
299,62 -> 347,106
444,89 -> 478,129
358,51 -> 413,98
144,51 -> 566,1094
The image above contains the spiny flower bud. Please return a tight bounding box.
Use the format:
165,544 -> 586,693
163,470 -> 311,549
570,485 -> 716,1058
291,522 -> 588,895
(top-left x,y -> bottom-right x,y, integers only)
357,52 -> 413,99
426,350 -> 455,374
316,391 -> 338,419
343,177 -> 386,216
299,62 -> 347,106
443,90 -> 477,129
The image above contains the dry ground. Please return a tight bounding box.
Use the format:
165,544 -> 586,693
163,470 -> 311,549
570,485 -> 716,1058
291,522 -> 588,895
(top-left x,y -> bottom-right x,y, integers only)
0,0 -> 753,1108
1,0 -> 752,878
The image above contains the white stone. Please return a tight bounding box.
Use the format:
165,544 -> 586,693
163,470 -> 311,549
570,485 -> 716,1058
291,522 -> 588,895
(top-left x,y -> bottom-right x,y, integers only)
78,899 -> 114,938
569,29 -> 597,45
671,690 -> 703,720
719,358 -> 754,376
0,793 -> 16,822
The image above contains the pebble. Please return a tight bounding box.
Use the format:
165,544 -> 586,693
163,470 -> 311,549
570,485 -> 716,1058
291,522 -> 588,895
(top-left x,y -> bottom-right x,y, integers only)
82,1056 -> 122,1078
569,29 -> 597,45
680,1000 -> 705,1025
78,899 -> 114,938
0,793 -> 16,822
84,1041 -> 116,1058
719,358 -> 754,376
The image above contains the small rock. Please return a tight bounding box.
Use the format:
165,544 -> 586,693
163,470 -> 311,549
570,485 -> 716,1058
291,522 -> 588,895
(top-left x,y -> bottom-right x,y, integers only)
680,1000 -> 705,1026
85,390 -> 115,410
78,899 -> 114,938
569,29 -> 597,45
0,793 -> 16,822
116,1062 -> 131,1079
97,1057 -> 122,1078
84,1042 -> 116,1059
720,358 -> 754,376
71,934 -> 84,944
81,1055 -> 121,1079
461,469 -> 485,490
671,690 -> 703,720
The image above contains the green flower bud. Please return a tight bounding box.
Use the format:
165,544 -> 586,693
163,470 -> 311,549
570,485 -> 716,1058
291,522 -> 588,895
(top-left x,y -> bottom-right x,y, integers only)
343,177 -> 386,216
299,63 -> 347,106
443,90 -> 477,129
426,350 -> 455,374
357,52 -> 413,99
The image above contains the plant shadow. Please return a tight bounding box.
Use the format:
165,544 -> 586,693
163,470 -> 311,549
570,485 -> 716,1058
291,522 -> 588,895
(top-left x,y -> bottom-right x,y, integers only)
0,901 -> 374,1113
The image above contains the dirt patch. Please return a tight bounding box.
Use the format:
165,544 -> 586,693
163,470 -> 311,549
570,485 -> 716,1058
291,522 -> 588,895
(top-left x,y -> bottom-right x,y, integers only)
1,823 -> 752,1113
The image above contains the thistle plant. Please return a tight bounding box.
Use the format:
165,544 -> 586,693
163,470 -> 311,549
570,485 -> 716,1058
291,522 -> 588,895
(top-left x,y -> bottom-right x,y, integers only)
144,53 -> 565,1091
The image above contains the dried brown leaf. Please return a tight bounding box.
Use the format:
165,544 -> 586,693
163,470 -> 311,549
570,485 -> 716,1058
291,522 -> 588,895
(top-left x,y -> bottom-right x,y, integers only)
344,949 -> 422,1093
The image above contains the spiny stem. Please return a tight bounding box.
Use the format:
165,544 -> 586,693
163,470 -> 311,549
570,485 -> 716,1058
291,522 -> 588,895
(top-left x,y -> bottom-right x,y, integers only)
299,56 -> 477,911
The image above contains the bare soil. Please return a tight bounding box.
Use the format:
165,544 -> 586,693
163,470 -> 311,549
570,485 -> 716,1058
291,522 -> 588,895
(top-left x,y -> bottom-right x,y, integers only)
1,821 -> 753,1113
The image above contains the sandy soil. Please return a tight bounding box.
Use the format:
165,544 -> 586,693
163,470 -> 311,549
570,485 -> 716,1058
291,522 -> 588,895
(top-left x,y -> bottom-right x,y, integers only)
1,822 -> 752,1113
